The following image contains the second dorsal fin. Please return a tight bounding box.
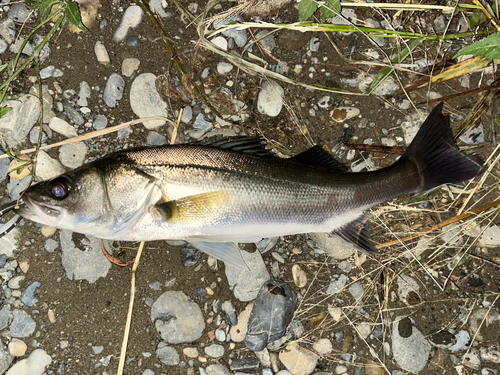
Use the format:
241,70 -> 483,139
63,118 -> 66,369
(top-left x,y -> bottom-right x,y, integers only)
194,136 -> 275,158
290,146 -> 348,172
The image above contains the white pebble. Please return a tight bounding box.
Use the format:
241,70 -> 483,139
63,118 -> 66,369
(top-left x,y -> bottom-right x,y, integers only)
8,338 -> 27,357
94,41 -> 110,65
49,117 -> 78,138
217,62 -> 233,74
113,5 -> 144,42
257,81 -> 284,117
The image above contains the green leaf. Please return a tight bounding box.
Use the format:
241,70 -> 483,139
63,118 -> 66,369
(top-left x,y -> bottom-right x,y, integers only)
0,106 -> 12,118
40,0 -> 61,22
320,0 -> 340,21
65,0 -> 87,31
454,32 -> 500,59
299,0 -> 317,22
470,9 -> 487,27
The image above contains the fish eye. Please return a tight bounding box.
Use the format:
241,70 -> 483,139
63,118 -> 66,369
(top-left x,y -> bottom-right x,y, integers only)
47,175 -> 72,200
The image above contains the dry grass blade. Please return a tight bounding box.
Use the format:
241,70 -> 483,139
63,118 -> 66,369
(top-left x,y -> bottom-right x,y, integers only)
377,199 -> 500,250
399,56 -> 500,93
116,241 -> 145,375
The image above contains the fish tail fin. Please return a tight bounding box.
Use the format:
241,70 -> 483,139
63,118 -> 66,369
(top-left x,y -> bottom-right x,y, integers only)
401,103 -> 482,191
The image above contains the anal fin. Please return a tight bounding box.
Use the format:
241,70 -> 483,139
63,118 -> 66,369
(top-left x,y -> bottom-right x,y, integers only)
186,239 -> 249,271
334,215 -> 378,255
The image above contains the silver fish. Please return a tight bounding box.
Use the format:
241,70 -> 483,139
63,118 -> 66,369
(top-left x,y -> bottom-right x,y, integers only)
15,104 -> 481,269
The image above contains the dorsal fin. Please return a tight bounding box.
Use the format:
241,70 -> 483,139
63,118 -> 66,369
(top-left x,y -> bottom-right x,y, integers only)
194,136 -> 275,158
290,146 -> 348,172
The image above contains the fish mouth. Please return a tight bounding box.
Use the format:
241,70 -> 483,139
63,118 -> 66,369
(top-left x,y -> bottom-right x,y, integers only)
18,195 -> 64,227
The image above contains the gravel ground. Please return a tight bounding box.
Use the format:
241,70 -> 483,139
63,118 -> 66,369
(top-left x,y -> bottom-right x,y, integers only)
0,0 -> 499,374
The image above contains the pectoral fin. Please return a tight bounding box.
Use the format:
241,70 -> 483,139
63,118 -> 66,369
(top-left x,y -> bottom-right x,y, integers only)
334,215 -> 378,255
186,239 -> 249,271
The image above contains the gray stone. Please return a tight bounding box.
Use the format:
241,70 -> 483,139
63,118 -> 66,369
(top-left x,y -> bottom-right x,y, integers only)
310,232 -> 355,260
392,317 -> 431,372
215,329 -> 226,342
127,36 -> 140,47
9,176 -> 31,201
21,281 -> 41,307
59,142 -> 88,168
0,227 -> 19,257
130,73 -> 169,129
92,346 -> 104,354
310,37 -> 320,52
337,260 -> 353,273
146,131 -> 167,146
8,275 -> 25,289
193,113 -> 213,132
0,18 -> 15,44
204,343 -> 224,358
469,307 -> 500,342
222,300 -> 237,326
151,291 -> 205,344
205,364 -> 231,375
225,250 -> 270,302
104,73 -> 125,108
0,341 -> 12,375
8,3 -> 31,23
9,310 -> 36,338
256,237 -> 278,254
180,106 -> 192,124
77,81 -> 91,107
29,127 -> 47,144
60,230 -> 112,283
148,0 -> 169,18
326,274 -> 347,294
0,151 -> 10,183
148,281 -> 162,291
36,150 -> 66,181
230,358 -> 260,373
0,305 -> 12,330
156,342 -> 179,365
9,38 -> 33,55
449,330 -> 470,352
49,117 -> 78,138
40,65 -> 63,79
348,282 -> 364,302
0,95 -> 40,147
92,114 -> 108,130
63,104 -> 84,125
213,15 -> 247,48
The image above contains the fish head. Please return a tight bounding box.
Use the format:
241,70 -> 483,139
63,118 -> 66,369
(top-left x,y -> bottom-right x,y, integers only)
18,166 -> 111,234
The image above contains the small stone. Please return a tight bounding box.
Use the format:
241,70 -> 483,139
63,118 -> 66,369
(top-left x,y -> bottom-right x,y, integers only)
215,329 -> 226,342
18,259 -> 29,274
204,343 -> 224,358
8,158 -> 31,180
151,291 -> 205,344
130,73 -> 169,129
222,300 -> 238,326
59,142 -> 88,168
126,36 -> 141,47
181,106 -> 193,124
279,342 -> 318,375
92,346 -> 104,354
94,41 -> 110,64
326,274 -> 347,294
47,309 -> 56,323
212,36 -> 228,51
35,151 -> 66,181
63,104 -> 84,125
5,349 -> 51,375
8,275 -> 25,289
309,37 -> 320,52
156,342 -> 179,366
21,281 -> 41,306
122,57 -> 140,77
331,106 -> 360,123
225,250 -> 270,302
217,62 -> 233,74
313,338 -> 332,355
0,305 -> 11,331
8,3 -> 31,23
104,73 -> 125,108
193,113 -> 213,132
230,302 -> 254,342
8,338 -> 27,357
205,364 -> 231,375
113,5 -> 143,42
392,317 -> 431,372
77,81 -> 91,107
146,131 -> 167,146
0,18 -> 16,44
257,81 -> 284,117
183,347 -> 199,358
292,264 -> 307,288
213,15 -> 247,48
92,114 -> 108,130
230,358 -> 260,373
9,310 -> 36,338
49,117 -> 78,138
310,232 -> 355,260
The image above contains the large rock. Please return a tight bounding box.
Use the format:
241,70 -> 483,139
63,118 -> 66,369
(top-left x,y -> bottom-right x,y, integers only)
151,291 -> 205,344
130,73 -> 169,129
